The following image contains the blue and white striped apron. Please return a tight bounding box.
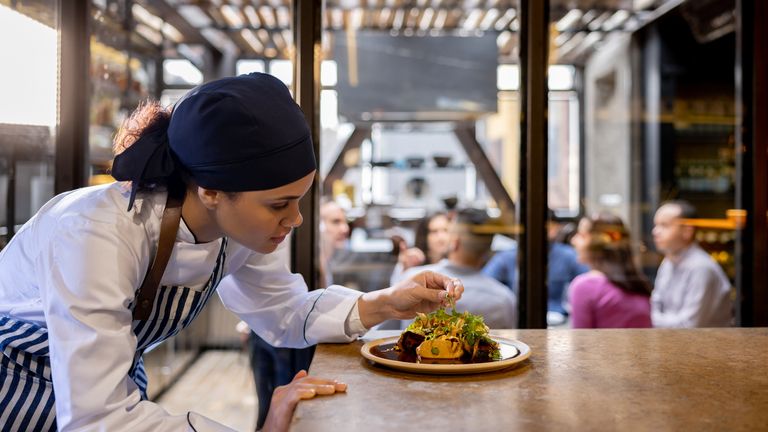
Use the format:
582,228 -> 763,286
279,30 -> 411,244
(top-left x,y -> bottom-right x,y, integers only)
0,238 -> 227,431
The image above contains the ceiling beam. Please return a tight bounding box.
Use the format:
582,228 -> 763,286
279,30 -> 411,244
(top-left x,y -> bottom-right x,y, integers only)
138,0 -> 221,51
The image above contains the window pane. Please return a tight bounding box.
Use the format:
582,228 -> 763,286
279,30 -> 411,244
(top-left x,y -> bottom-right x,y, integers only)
90,2 -> 159,182
319,2 -> 522,330
163,59 -> 204,85
236,59 -> 266,75
0,1 -> 59,249
269,59 -> 293,86
548,0 -> 739,328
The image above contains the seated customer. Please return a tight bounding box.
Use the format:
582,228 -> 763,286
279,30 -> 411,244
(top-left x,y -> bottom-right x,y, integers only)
569,212 -> 652,328
390,212 -> 451,285
483,210 -> 587,316
319,198 -> 351,288
651,200 -> 732,327
397,209 -> 517,328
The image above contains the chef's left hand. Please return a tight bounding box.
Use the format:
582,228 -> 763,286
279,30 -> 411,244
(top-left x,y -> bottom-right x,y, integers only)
357,271 -> 464,328
262,370 -> 347,432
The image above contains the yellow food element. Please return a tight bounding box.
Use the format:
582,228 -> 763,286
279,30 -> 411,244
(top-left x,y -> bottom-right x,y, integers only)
400,308 -> 502,362
416,336 -> 463,360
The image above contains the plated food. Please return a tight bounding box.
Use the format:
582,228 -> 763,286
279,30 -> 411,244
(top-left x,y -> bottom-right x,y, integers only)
361,298 -> 531,374
395,308 -> 501,364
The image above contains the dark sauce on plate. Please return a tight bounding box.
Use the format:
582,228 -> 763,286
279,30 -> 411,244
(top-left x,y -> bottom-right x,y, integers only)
370,342 -> 518,364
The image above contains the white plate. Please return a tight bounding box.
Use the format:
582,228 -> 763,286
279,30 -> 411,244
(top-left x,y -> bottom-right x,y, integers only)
360,336 -> 531,375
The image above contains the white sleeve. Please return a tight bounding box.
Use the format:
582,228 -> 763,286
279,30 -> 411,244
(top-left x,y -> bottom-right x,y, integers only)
652,266 -> 724,328
217,241 -> 365,348
344,300 -> 369,336
40,217 -> 233,432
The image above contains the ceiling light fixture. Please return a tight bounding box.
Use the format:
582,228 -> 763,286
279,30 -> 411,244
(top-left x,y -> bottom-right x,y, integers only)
587,11 -> 612,31
479,8 -> 499,30
132,4 -> 163,31
162,23 -> 183,43
555,9 -> 583,32
240,28 -> 263,52
136,23 -> 163,45
433,8 -> 448,30
462,9 -> 483,31
331,8 -> 344,30
379,8 -> 392,29
602,10 -> 630,31
392,8 -> 405,30
419,8 -> 434,30
276,7 -> 290,28
220,5 -> 244,28
243,5 -> 261,27
259,6 -> 276,28
494,8 -> 515,30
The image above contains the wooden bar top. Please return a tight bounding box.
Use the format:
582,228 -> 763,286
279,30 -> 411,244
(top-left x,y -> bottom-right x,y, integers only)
292,328 -> 768,431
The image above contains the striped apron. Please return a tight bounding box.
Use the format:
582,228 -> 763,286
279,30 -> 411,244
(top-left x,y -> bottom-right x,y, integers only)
0,238 -> 227,431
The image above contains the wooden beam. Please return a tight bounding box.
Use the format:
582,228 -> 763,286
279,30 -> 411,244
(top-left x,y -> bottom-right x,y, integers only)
140,1 -> 221,50
291,0 -> 322,290
56,0 -> 90,194
736,0 -> 768,326
518,0 -> 549,329
322,126 -> 370,196
453,125 -> 516,214
753,0 -> 768,327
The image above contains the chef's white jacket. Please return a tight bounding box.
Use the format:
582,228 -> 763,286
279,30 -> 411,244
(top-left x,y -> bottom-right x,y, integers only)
0,183 -> 368,431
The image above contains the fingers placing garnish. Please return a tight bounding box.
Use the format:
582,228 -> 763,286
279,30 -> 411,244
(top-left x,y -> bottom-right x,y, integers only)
444,291 -> 456,310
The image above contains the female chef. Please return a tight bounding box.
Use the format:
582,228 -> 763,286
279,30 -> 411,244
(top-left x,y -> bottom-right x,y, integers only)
0,73 -> 463,431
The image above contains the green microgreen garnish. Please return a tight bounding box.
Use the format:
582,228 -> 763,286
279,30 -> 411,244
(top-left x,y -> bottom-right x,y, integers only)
404,303 -> 500,361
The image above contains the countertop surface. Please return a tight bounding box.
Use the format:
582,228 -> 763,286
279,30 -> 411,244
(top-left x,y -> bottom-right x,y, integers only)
292,328 -> 768,431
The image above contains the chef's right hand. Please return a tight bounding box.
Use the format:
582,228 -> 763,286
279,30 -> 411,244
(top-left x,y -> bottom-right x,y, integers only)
262,370 -> 347,432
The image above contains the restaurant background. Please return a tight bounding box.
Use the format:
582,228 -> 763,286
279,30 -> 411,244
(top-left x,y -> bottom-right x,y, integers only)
0,0 -> 766,423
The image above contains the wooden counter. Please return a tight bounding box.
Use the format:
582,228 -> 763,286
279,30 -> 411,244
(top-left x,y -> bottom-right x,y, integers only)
292,329 -> 768,431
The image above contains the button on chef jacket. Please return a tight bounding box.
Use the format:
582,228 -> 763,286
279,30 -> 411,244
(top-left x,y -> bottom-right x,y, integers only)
0,182 -> 368,431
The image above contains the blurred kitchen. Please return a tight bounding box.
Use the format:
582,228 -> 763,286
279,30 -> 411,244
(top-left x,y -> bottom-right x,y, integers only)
0,0 -> 766,430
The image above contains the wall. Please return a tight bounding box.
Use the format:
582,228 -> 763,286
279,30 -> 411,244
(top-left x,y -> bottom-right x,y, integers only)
486,93 -> 521,204
584,33 -> 634,223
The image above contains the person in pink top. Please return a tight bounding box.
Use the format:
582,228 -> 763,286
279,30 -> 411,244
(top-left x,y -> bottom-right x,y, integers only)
569,212 -> 653,328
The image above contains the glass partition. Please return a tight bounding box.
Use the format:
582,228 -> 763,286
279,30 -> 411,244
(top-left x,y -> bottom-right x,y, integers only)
89,1 -> 159,184
548,0 -> 740,327
0,0 -> 59,249
318,1 -> 523,328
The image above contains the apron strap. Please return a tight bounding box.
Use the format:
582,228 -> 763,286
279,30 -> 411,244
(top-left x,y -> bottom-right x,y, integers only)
132,192 -> 183,320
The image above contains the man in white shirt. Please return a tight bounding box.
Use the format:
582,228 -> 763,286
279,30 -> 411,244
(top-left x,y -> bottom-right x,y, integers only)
651,201 -> 732,327
319,199 -> 351,288
393,209 -> 517,329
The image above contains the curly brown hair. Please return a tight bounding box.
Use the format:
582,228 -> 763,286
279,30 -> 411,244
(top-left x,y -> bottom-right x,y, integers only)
111,99 -> 191,198
113,100 -> 171,156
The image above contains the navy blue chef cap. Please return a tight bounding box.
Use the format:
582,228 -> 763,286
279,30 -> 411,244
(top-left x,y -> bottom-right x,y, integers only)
111,72 -> 316,210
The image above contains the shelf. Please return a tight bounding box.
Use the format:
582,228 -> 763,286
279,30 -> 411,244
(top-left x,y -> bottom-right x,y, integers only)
681,218 -> 738,230
659,113 -> 736,126
676,190 -> 734,199
369,164 -> 470,171
672,136 -> 733,144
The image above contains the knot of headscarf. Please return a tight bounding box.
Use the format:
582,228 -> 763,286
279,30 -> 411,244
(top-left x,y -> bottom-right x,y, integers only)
111,123 -> 177,211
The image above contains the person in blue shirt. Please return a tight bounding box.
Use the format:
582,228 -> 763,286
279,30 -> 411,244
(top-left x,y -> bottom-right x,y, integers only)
483,211 -> 587,321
